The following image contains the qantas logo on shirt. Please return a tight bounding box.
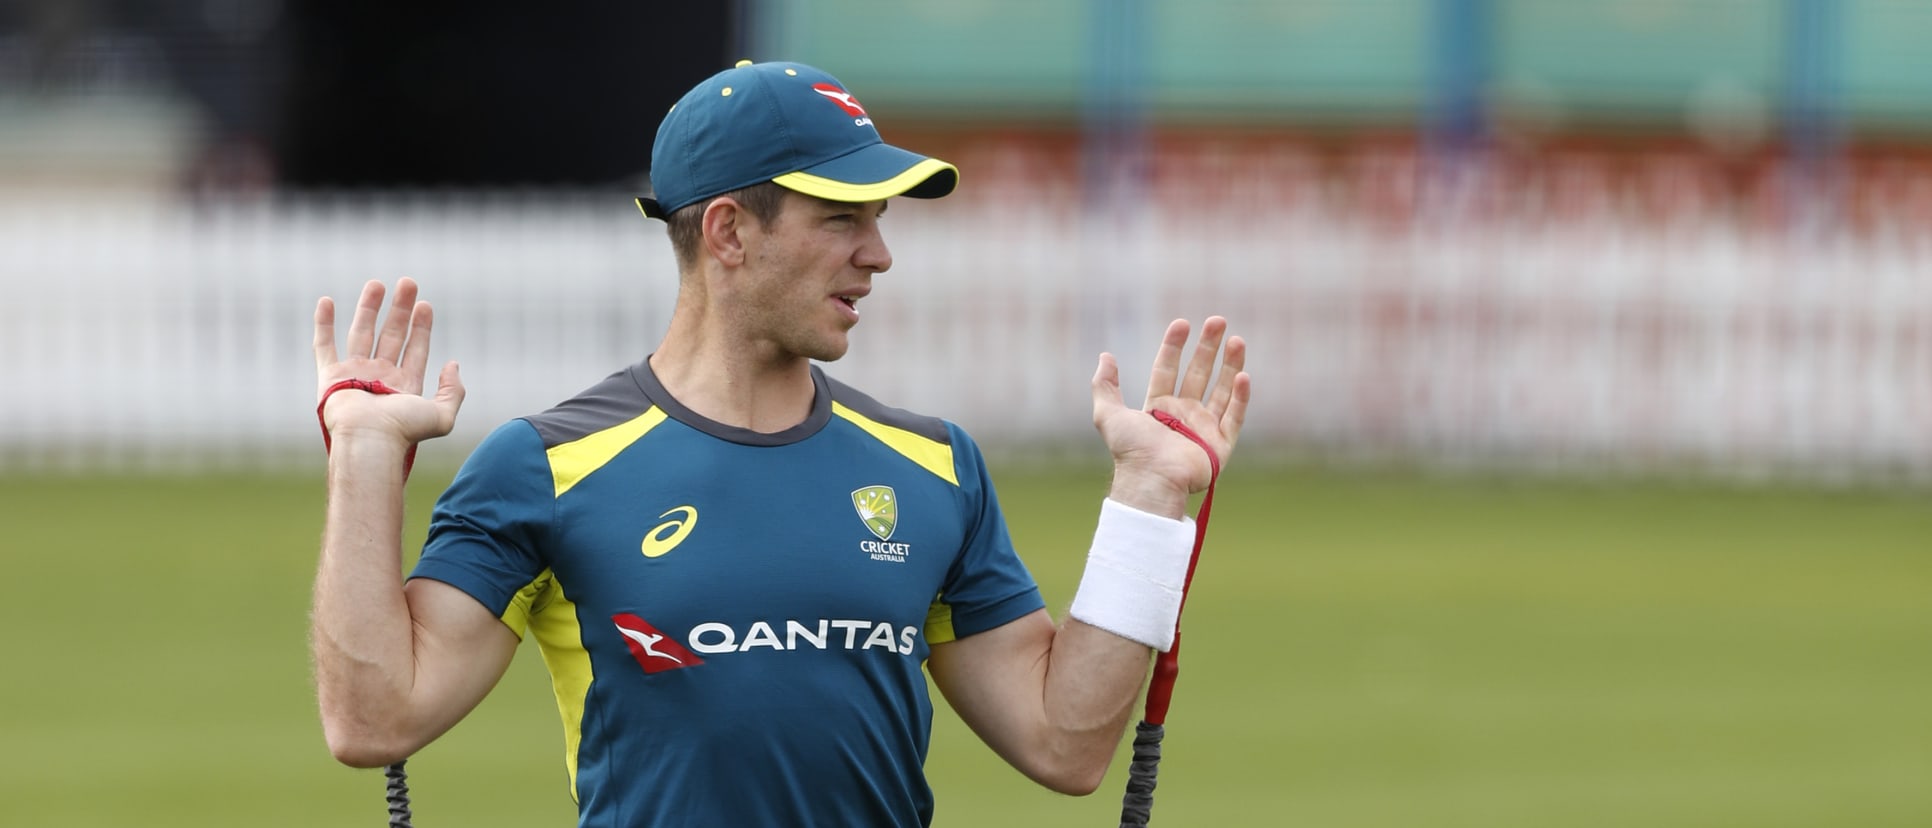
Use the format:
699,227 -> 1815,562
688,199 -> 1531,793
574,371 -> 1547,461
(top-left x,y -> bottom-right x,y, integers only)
612,613 -> 704,673
611,614 -> 920,675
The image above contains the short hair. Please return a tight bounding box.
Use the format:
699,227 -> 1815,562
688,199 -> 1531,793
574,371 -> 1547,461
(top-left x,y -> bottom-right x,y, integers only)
665,181 -> 788,270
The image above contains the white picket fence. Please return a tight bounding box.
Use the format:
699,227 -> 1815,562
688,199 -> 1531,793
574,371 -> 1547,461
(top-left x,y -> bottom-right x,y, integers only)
2,173 -> 1929,480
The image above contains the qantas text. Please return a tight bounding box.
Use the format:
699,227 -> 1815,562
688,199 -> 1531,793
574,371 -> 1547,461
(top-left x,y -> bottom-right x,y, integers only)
685,618 -> 919,656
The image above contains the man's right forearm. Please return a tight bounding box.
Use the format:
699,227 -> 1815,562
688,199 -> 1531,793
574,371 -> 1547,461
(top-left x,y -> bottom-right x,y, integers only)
311,431 -> 419,766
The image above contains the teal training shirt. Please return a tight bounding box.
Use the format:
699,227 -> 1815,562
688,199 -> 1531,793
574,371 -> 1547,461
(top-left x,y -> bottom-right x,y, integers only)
411,360 -> 1045,827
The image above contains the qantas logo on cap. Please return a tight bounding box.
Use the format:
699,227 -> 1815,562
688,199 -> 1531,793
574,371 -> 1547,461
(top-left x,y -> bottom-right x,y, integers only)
812,84 -> 869,117
613,613 -> 704,674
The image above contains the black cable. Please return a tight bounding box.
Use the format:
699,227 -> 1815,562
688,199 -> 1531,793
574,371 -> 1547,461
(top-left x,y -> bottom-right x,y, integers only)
1117,721 -> 1163,827
385,760 -> 414,828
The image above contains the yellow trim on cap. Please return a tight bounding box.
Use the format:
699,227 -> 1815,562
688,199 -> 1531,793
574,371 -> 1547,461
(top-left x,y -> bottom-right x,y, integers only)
772,158 -> 958,202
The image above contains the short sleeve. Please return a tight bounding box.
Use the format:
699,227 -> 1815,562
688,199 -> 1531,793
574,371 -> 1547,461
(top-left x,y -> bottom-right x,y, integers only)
926,425 -> 1045,644
409,419 -> 554,635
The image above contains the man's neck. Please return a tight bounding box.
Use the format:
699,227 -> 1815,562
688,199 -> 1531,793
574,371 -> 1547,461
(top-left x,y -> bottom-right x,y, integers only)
648,331 -> 818,434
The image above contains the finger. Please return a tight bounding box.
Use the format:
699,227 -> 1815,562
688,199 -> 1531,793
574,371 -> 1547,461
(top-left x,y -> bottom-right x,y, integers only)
1177,316 -> 1228,402
345,280 -> 385,359
1091,352 -> 1123,419
1219,371 -> 1251,450
399,301 -> 435,395
1207,334 -> 1247,419
373,277 -> 418,364
433,361 -> 466,434
1143,319 -> 1191,407
313,296 -> 338,376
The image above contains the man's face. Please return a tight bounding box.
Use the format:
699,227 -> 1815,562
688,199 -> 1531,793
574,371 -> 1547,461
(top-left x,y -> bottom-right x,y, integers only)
736,190 -> 893,362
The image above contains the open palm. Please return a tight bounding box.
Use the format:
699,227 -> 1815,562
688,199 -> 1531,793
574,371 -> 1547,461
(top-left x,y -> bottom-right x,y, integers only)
1092,317 -> 1250,497
313,278 -> 465,444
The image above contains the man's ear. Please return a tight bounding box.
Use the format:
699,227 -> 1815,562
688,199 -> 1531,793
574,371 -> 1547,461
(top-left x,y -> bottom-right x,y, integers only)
701,197 -> 748,267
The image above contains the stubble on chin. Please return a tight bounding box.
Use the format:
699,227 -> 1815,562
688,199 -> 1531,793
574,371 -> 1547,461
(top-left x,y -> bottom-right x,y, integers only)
806,330 -> 851,363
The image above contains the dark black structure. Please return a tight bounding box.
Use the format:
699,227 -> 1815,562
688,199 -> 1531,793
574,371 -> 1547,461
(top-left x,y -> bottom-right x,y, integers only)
275,2 -> 734,188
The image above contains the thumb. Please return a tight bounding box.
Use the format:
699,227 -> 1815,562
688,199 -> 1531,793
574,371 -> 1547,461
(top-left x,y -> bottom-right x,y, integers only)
1091,352 -> 1123,423
434,361 -> 466,427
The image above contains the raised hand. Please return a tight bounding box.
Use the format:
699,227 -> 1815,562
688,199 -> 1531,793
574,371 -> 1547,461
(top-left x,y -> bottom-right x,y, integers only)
1091,317 -> 1250,513
313,278 -> 465,446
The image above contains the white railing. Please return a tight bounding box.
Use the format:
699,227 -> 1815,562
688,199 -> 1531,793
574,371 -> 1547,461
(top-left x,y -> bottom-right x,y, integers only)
3,158 -> 1929,481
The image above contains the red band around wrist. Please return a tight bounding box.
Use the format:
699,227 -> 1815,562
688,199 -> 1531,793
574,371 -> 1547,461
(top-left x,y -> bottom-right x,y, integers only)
317,378 -> 417,479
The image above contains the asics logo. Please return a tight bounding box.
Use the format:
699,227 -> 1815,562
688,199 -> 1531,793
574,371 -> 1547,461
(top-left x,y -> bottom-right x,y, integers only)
640,506 -> 697,558
812,83 -> 868,117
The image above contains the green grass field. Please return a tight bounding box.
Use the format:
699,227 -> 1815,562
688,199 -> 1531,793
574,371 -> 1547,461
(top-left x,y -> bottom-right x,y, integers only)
2,464 -> 1927,827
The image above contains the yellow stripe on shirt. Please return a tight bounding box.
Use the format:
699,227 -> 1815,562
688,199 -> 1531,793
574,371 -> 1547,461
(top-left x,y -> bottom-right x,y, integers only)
546,407 -> 669,497
924,598 -> 957,647
831,401 -> 957,486
522,570 -> 593,803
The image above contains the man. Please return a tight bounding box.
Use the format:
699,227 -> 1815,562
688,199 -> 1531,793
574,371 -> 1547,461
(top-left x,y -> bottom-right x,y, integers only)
310,60 -> 1249,826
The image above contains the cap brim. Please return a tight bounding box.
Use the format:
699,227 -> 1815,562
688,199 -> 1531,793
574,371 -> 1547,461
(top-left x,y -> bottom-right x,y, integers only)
636,196 -> 666,220
772,143 -> 958,203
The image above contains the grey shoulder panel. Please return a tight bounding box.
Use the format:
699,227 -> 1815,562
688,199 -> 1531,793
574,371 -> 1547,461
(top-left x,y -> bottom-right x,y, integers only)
822,371 -> 953,446
522,363 -> 657,449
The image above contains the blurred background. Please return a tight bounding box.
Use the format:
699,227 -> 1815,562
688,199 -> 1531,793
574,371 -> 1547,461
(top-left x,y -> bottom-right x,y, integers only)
1,2 -> 1928,827
4,0 -> 1931,479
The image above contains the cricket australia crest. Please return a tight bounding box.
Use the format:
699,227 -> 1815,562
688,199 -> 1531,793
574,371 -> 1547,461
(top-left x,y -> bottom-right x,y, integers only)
852,485 -> 912,563
852,485 -> 897,540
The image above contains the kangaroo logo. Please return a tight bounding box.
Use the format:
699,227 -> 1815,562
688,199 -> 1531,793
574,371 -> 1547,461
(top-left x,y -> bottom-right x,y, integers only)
812,83 -> 869,117
611,613 -> 704,674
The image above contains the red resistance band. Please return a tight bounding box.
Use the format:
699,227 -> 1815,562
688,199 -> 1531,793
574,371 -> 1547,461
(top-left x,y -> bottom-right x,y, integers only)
317,378 -> 417,479
1143,409 -> 1219,726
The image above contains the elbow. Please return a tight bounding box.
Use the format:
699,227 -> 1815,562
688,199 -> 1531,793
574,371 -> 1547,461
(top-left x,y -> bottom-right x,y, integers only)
1044,776 -> 1105,798
327,736 -> 411,769
1027,749 -> 1113,797
1038,764 -> 1108,797
322,719 -> 414,769
328,741 -> 408,770
1070,755 -> 1116,797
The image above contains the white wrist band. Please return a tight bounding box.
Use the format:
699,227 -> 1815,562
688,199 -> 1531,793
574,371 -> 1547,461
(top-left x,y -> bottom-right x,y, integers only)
1068,498 -> 1197,652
